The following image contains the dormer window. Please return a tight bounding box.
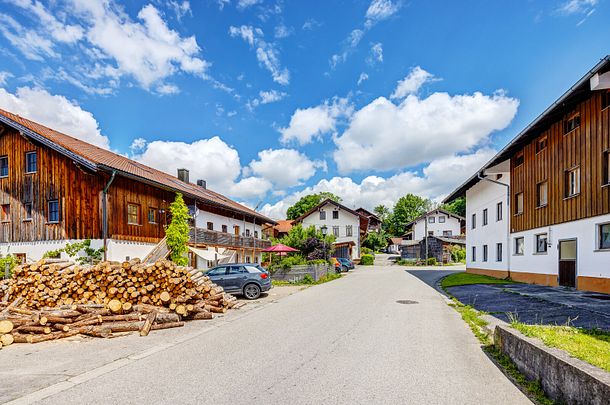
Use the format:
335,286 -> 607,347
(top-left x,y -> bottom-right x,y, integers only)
564,114 -> 580,134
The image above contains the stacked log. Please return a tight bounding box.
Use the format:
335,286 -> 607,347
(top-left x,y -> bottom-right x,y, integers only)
0,258 -> 243,347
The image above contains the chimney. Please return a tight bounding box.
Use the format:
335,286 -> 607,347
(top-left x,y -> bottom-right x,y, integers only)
177,168 -> 189,183
197,179 -> 207,189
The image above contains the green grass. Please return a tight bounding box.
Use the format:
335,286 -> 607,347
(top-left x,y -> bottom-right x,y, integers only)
272,272 -> 342,286
441,272 -> 517,289
512,323 -> 610,373
449,299 -> 491,344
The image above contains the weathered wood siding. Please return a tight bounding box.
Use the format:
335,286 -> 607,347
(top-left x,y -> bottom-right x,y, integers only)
511,91 -> 610,233
0,128 -> 104,242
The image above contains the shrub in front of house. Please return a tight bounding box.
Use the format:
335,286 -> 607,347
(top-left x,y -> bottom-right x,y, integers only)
426,257 -> 438,266
360,254 -> 374,265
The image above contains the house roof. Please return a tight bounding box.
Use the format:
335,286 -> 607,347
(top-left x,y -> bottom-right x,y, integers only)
355,207 -> 381,222
389,237 -> 403,245
404,208 -> 465,229
0,108 -> 275,224
274,220 -> 294,233
293,198 -> 370,232
443,55 -> 610,203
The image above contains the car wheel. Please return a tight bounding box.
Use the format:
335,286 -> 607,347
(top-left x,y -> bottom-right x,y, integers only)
243,283 -> 261,300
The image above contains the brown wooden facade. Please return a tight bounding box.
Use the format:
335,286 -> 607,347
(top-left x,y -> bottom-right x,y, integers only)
510,89 -> 610,233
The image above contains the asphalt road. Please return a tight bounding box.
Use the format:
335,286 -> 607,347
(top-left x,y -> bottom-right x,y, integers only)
11,265 -> 530,404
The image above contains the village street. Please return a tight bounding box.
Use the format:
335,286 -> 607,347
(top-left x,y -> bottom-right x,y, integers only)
2,265 -> 530,405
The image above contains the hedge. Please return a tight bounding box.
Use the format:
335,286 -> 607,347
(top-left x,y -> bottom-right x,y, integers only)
360,254 -> 374,265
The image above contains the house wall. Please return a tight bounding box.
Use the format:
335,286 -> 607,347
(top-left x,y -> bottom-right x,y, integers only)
466,169 -> 510,273
195,209 -> 262,238
413,212 -> 462,240
300,202 -> 361,260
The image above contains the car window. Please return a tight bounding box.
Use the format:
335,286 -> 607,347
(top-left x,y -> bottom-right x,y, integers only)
244,265 -> 262,273
228,266 -> 248,274
208,267 -> 227,276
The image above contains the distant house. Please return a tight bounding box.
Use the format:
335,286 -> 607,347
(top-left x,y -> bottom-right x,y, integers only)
262,220 -> 293,239
388,237 -> 403,254
293,199 -> 368,260
356,208 -> 382,233
0,108 -> 274,267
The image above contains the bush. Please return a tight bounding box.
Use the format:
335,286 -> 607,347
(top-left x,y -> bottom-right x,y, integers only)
396,258 -> 418,266
301,274 -> 314,284
450,245 -> 466,263
0,254 -> 19,278
426,257 -> 438,266
360,254 -> 374,265
269,254 -> 308,272
361,247 -> 373,255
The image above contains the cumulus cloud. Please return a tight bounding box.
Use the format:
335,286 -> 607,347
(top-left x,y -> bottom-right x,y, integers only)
260,149 -> 496,219
391,66 -> 436,99
333,85 -> 518,174
229,25 -> 290,85
279,97 -> 353,145
247,149 -> 326,188
0,86 -> 110,149
129,137 -> 147,153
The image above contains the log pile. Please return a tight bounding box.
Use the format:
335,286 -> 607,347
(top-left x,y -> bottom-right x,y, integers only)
0,258 -> 245,348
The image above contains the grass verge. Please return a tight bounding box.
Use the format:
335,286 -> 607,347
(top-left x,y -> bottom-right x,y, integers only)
441,272 -> 518,289
272,272 -> 342,287
511,322 -> 610,373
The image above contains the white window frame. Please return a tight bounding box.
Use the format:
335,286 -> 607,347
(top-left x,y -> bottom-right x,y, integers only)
566,167 -> 580,197
514,237 -> 524,256
496,202 -> 503,221
428,216 -> 435,224
482,209 -> 488,226
515,193 -> 524,215
597,222 -> 610,251
438,216 -> 445,223
537,181 -> 548,207
535,233 -> 548,254
496,243 -> 503,262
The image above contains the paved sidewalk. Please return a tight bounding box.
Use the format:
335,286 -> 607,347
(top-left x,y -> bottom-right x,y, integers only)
447,283 -> 610,330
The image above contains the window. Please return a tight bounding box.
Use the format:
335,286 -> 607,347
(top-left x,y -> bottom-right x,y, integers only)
332,210 -> 339,219
536,181 -> 548,207
229,266 -> 248,274
515,193 -> 524,215
48,200 -> 59,223
208,266 -> 227,276
603,91 -> 610,110
222,225 -> 228,233
127,203 -> 140,225
1,204 -> 9,222
535,136 -> 548,154
471,213 -> 476,229
565,167 -> 580,197
599,223 -> 610,250
564,114 -> 580,134
514,237 -> 524,255
496,202 -> 503,221
332,226 -> 340,237
254,231 -> 258,239
602,150 -> 610,184
443,230 -> 452,236
207,221 -> 214,231
515,152 -> 524,167
346,225 -> 353,237
148,208 -> 157,223
234,225 -> 240,236
0,156 -> 7,178
428,216 -> 435,224
535,233 -> 548,254
245,229 -> 251,237
438,216 -> 445,223
319,210 -> 326,220
24,203 -> 32,220
483,209 -> 488,226
25,151 -> 37,173
496,243 -> 503,262
428,231 -> 434,236
482,245 -> 488,262
471,246 -> 476,262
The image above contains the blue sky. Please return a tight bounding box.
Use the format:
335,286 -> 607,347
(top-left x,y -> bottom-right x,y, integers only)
0,0 -> 608,218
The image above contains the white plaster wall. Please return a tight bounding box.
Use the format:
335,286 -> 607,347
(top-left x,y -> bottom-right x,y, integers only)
510,214 -> 610,280
465,172 -> 510,272
300,202 -> 361,259
412,212 -> 462,240
106,240 -> 155,262
195,210 -> 262,238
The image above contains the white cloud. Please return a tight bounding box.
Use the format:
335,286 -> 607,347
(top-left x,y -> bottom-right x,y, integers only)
368,42 -> 383,65
156,83 -> 180,95
217,0 -> 230,10
166,1 -> 192,20
557,0 -> 597,14
0,14 -> 57,61
390,66 -> 436,99
0,86 -> 110,149
259,89 -> 287,104
247,149 -> 326,188
129,137 -> 147,153
7,0 -> 84,43
259,149 -> 496,219
365,0 -> 401,27
302,18 -> 321,30
237,0 -> 262,10
279,97 -> 353,145
333,86 -> 519,174
0,71 -> 12,86
274,24 -> 293,39
229,25 -> 290,85
229,177 -> 273,199
357,72 -> 369,85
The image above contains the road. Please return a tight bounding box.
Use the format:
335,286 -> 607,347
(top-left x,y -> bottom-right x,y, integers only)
4,265 -> 530,405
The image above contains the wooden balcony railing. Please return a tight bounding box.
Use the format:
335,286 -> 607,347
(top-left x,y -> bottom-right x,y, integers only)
189,228 -> 272,249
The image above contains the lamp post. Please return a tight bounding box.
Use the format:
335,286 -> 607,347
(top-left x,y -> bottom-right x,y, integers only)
321,225 -> 328,261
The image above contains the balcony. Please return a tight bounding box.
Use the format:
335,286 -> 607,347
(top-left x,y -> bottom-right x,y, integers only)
189,228 -> 272,249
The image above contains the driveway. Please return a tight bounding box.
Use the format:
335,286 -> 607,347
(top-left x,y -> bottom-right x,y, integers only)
447,283 -> 610,331
2,265 -> 529,405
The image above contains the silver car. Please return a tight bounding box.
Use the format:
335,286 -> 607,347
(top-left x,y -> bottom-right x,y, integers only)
205,263 -> 272,300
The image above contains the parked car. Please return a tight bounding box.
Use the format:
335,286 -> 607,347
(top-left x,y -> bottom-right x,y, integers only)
330,257 -> 342,273
337,258 -> 354,271
205,263 -> 271,300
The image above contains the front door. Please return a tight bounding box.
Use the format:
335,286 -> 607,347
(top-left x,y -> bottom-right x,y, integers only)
558,239 -> 577,288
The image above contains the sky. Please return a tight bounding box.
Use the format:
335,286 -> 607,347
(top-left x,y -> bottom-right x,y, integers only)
0,0 -> 608,219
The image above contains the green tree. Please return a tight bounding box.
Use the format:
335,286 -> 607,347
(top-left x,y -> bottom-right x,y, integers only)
362,230 -> 387,252
166,193 -> 190,265
373,205 -> 391,222
389,194 -> 431,236
286,192 -> 342,220
442,197 -> 466,218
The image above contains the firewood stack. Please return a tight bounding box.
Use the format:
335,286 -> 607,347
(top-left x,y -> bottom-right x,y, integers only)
0,258 -> 244,348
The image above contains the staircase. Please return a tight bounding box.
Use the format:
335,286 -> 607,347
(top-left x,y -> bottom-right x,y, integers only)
142,237 -> 170,263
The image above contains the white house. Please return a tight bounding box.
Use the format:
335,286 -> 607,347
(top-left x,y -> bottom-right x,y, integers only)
403,209 -> 464,240
444,56 -> 610,294
294,199 -> 367,261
